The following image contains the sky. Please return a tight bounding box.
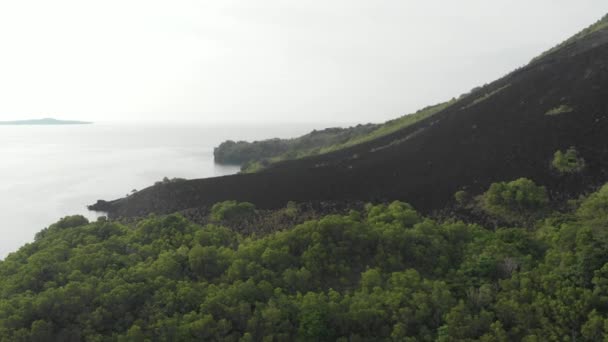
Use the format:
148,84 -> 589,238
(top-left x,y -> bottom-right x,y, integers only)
0,1 -> 606,124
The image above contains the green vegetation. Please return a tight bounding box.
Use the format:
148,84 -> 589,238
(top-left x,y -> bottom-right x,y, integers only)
214,100 -> 456,173
4,180 -> 608,340
462,84 -> 511,109
240,160 -> 266,173
319,100 -> 456,152
531,13 -> 608,63
210,201 -> 256,222
577,183 -> 608,223
154,177 -> 187,186
454,190 -> 470,206
545,104 -> 574,116
480,178 -> 549,225
552,147 -> 586,174
214,124 -> 379,165
216,13 -> 608,173
240,100 -> 456,172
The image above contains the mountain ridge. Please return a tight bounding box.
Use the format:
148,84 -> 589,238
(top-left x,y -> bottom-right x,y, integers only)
90,15 -> 608,219
209,14 -> 608,173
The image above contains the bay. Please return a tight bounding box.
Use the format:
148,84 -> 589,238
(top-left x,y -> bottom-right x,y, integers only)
0,122 -> 332,258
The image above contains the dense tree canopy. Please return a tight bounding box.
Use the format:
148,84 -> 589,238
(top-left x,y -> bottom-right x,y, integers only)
210,201 -> 256,223
213,125 -> 378,166
480,178 -> 549,225
2,181 -> 608,341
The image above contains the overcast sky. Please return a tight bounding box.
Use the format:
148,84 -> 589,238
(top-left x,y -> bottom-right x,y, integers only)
0,1 -> 606,124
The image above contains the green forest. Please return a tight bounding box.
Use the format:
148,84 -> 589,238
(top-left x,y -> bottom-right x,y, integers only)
213,124 -> 379,168
214,101 -> 454,173
2,178 -> 608,341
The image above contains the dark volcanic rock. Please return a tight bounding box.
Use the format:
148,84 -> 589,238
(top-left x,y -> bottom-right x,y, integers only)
88,200 -> 120,213
91,28 -> 608,219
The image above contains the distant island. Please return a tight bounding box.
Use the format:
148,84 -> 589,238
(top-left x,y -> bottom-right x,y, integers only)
0,118 -> 92,125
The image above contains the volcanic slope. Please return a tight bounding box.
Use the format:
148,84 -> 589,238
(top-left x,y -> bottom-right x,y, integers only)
93,18 -> 608,218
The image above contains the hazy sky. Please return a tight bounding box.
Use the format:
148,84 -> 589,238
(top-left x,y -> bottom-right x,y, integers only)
0,1 -> 606,124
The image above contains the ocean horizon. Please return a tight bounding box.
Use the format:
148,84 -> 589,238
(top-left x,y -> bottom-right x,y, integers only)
0,121 -> 340,258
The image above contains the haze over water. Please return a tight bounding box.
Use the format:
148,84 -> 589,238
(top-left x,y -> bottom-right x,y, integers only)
0,122 -> 330,258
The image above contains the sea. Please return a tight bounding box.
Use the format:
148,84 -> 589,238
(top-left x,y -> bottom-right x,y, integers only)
0,122 -> 333,259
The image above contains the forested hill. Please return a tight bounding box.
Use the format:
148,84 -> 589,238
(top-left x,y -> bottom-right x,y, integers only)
213,123 -> 379,169
5,13 -> 608,342
8,179 -> 608,340
91,14 -> 608,219
213,101 -> 453,173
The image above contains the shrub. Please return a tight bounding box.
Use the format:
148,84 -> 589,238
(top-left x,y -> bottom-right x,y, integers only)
454,190 -> 470,206
545,105 -> 574,116
210,201 -> 256,222
577,183 -> 608,223
283,201 -> 299,218
552,147 -> 585,174
154,177 -> 186,186
481,178 -> 549,224
55,215 -> 90,229
34,215 -> 90,241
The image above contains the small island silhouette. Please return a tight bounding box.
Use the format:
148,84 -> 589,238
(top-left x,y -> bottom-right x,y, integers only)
0,118 -> 93,125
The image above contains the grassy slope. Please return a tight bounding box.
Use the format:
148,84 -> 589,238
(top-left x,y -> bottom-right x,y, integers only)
530,13 -> 608,63
242,99 -> 457,172
215,124 -> 379,165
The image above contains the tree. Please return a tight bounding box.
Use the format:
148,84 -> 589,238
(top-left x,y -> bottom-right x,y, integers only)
552,147 -> 585,174
5,182 -> 608,340
577,183 -> 608,223
211,201 -> 256,222
481,178 -> 548,224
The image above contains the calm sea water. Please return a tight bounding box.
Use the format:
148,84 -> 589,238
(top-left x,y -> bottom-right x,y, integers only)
0,122 -> 332,258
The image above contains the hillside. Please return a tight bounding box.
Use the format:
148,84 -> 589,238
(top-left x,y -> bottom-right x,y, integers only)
7,181 -> 608,340
213,15 -> 608,174
5,13 -> 608,342
214,101 -> 454,173
91,15 -> 608,219
213,123 -> 379,170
